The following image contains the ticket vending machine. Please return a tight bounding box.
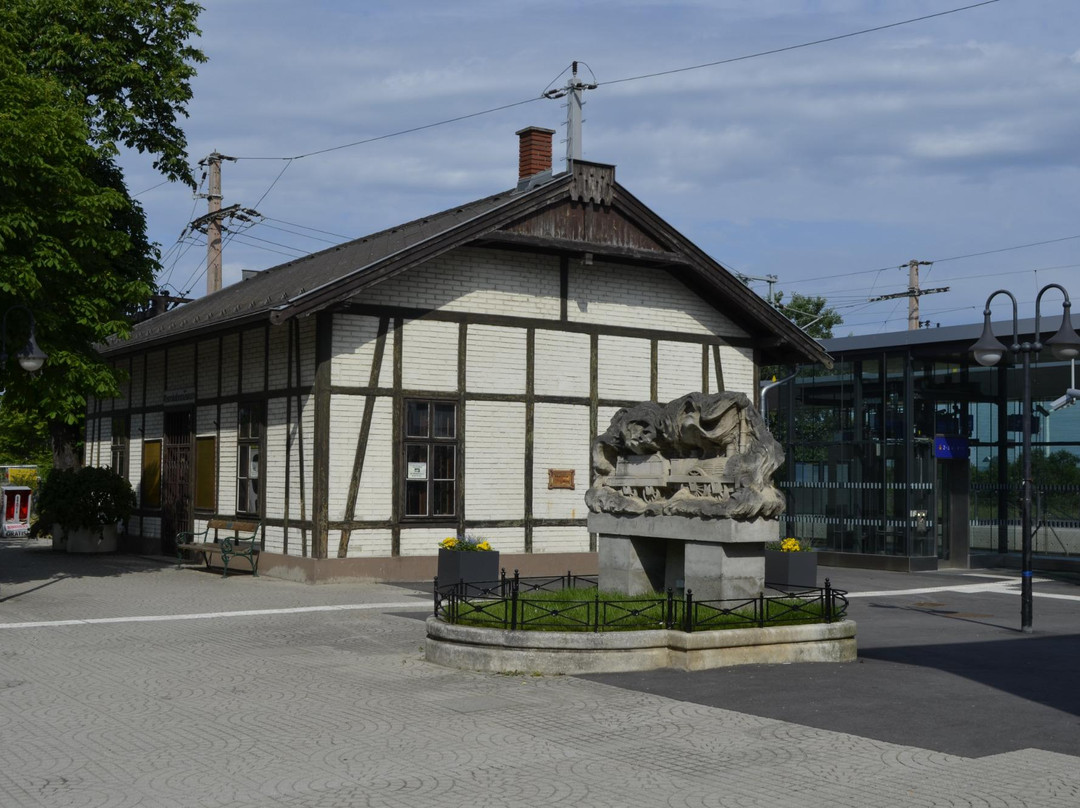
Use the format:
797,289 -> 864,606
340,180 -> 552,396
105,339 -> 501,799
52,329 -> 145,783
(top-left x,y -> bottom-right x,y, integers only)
1,485 -> 32,537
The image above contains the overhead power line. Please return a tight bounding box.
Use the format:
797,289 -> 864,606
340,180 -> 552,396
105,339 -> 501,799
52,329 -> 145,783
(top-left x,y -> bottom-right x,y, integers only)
600,1 -> 1001,87
229,1 -> 1001,163
786,233 -> 1080,287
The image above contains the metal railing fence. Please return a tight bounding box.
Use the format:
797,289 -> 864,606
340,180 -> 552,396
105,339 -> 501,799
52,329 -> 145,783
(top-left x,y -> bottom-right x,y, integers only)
433,569 -> 847,633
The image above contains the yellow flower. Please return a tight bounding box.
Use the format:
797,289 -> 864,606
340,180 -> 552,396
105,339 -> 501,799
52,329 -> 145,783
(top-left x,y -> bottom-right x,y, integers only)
439,537 -> 458,549
780,537 -> 801,553
476,541 -> 491,552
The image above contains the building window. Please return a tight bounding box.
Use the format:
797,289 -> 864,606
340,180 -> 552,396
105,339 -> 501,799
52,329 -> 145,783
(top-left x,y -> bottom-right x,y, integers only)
194,436 -> 217,511
141,439 -> 162,509
404,399 -> 457,518
111,417 -> 129,478
237,403 -> 263,515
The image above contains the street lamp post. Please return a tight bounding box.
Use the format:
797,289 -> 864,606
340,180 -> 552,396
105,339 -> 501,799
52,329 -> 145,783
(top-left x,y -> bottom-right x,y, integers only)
970,284 -> 1080,633
1,305 -> 48,376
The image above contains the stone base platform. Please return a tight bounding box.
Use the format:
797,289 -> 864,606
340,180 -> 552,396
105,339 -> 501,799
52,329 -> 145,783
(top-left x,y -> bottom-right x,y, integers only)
425,617 -> 857,674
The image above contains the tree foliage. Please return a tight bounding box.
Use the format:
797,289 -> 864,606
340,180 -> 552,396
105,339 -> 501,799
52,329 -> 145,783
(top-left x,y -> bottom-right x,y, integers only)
774,291 -> 842,340
0,2 -> 205,466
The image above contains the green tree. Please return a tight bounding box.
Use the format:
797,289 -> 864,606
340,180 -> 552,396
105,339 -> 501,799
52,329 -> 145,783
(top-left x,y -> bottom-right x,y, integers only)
0,2 -> 205,467
773,291 -> 842,340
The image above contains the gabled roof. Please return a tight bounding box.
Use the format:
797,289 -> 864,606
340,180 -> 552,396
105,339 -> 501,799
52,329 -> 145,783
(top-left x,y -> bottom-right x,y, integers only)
104,161 -> 831,368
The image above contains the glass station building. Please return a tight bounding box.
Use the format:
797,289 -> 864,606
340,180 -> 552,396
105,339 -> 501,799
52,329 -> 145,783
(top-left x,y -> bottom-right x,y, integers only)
767,318 -> 1080,571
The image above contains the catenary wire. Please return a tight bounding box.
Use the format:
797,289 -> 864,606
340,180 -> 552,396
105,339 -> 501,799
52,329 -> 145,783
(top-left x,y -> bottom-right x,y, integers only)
600,1 -> 1001,87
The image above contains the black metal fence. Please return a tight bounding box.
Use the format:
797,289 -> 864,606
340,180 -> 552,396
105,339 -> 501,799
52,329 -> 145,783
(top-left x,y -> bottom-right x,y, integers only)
433,569 -> 848,633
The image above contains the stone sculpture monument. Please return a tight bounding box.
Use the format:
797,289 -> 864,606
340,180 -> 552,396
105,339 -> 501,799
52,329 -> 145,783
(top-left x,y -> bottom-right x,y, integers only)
586,392 -> 784,600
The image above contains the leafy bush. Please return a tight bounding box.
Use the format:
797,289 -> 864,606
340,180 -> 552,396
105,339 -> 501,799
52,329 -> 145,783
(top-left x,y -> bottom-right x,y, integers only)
37,466 -> 136,534
8,467 -> 39,489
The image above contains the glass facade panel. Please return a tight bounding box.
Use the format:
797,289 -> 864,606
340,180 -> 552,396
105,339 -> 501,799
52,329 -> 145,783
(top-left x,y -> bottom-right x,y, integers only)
779,336 -> 1080,563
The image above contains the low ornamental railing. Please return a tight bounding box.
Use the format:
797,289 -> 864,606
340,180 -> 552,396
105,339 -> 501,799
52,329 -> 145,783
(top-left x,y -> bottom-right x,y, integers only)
433,570 -> 848,633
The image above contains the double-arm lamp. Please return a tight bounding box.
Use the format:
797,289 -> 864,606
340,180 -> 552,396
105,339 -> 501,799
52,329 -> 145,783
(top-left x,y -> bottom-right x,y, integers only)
0,305 -> 48,375
970,284 -> 1080,632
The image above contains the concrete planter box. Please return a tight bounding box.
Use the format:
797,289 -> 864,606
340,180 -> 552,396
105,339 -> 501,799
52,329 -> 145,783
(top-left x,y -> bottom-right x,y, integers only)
765,550 -> 817,588
437,548 -> 500,586
54,523 -> 119,554
426,617 -> 857,674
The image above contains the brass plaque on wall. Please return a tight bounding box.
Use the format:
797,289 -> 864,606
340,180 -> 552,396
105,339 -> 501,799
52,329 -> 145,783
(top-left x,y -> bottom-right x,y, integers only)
548,469 -> 575,490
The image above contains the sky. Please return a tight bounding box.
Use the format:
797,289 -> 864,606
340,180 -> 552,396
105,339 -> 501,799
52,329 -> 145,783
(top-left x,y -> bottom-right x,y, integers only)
117,0 -> 1080,337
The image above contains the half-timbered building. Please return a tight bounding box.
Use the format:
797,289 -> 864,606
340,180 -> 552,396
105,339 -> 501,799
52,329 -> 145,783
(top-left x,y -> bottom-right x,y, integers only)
87,127 -> 830,580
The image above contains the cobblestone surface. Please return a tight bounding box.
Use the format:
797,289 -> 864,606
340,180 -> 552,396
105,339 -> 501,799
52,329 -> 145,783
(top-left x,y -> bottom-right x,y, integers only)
2,540 -> 1078,807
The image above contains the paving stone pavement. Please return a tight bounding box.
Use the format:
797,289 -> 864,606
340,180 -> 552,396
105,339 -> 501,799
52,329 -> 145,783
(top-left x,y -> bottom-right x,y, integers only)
2,539 -> 1078,807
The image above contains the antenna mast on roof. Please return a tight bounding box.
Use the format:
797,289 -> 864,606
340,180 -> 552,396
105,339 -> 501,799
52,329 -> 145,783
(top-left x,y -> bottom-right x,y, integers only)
543,61 -> 598,170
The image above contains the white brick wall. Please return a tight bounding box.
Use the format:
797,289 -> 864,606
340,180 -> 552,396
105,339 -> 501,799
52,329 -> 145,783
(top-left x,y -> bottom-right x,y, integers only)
142,411 -> 163,439
717,345 -> 755,396
597,406 -> 624,440
332,314 -> 392,388
401,318 -> 458,391
535,330 -> 590,398
268,324 -> 291,390
296,318 -> 316,388
340,528 -> 393,558
327,395 -> 393,522
657,341 -> 703,401
220,334 -> 239,398
196,339 -> 219,399
465,401 -> 525,520
532,404 -> 590,521
262,524 -> 285,555
196,405 -> 217,435
597,335 -> 651,401
327,395 -> 362,521
167,344 -> 195,394
532,525 -> 590,554
568,260 -> 745,336
262,392 -> 315,556
399,525 -> 454,557
472,527 -> 524,554
241,327 -> 265,394
467,325 -> 526,395
360,247 -> 561,318
144,352 -> 165,407
218,402 -> 238,515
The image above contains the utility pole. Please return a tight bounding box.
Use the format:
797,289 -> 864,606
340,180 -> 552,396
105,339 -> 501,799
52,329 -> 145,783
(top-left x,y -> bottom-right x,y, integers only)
197,152 -> 236,294
736,273 -> 779,306
906,259 -> 932,331
190,152 -> 265,295
543,61 -> 598,170
868,260 -> 947,330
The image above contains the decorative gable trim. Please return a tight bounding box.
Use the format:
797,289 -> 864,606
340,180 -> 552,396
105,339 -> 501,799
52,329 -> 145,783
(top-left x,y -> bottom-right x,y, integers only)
569,161 -> 615,206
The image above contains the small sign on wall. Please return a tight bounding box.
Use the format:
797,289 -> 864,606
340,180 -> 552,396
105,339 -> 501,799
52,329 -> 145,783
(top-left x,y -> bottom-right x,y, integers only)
548,469 -> 575,490
407,462 -> 427,480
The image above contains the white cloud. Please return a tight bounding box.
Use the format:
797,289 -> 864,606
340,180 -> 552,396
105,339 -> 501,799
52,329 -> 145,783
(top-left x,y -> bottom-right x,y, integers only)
122,0 -> 1080,334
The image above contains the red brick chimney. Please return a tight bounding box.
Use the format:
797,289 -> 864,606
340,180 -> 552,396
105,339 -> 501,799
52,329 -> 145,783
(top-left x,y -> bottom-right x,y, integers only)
516,126 -> 555,180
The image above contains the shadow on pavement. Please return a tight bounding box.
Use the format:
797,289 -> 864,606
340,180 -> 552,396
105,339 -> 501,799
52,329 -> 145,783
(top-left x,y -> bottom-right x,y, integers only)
857,632 -> 1080,718
0,540 -> 169,588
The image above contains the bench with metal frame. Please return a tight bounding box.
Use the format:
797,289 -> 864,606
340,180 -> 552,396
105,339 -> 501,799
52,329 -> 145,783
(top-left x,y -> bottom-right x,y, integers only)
175,518 -> 261,578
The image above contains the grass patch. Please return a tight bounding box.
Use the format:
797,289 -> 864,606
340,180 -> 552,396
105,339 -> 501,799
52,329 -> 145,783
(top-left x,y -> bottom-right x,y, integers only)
445,587 -> 837,632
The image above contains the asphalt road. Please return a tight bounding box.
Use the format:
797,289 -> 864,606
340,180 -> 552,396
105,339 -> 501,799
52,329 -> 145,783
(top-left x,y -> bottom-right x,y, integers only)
585,567 -> 1080,758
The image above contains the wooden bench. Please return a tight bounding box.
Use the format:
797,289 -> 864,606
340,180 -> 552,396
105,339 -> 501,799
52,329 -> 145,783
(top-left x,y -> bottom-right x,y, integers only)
175,518 -> 261,578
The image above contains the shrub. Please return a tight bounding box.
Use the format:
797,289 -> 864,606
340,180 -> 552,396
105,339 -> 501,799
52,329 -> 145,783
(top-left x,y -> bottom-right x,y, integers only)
7,467 -> 39,490
37,466 -> 136,535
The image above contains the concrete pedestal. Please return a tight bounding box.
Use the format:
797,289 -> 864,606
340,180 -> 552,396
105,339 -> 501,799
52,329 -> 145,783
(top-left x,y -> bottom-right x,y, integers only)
590,513 -> 776,601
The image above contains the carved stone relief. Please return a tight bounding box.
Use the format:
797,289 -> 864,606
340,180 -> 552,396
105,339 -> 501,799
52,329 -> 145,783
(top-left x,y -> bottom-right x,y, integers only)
585,392 -> 785,520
